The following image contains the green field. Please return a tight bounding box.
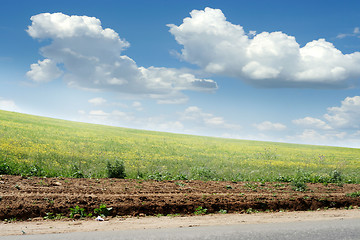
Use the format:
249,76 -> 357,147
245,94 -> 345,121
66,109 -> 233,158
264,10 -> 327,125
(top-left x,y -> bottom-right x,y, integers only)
0,110 -> 359,183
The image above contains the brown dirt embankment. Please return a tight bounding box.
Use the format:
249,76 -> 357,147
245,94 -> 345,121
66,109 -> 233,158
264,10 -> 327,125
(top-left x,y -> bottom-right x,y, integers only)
0,175 -> 359,220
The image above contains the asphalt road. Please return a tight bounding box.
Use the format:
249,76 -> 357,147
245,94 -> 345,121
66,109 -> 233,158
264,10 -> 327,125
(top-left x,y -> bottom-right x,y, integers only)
1,218 -> 360,240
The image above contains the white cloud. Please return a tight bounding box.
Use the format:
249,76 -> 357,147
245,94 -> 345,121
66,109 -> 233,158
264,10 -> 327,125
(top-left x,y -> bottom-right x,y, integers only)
354,27 -> 360,34
112,102 -> 129,108
87,109 -> 134,125
27,12 -> 217,103
111,110 -> 135,122
89,110 -> 109,116
168,7 -> 360,88
181,106 -> 241,130
132,101 -> 143,111
80,108 -> 184,133
0,98 -> 20,112
27,13 -> 126,41
142,118 -> 184,133
288,129 -> 351,147
182,106 -> 217,123
336,33 -> 348,39
248,30 -> 256,37
292,117 -> 332,130
253,121 -> 287,131
292,96 -> 360,131
88,97 -> 107,106
289,96 -> 360,147
336,27 -> 360,39
353,130 -> 360,137
79,105 -> 240,137
291,129 -> 333,143
324,96 -> 360,129
156,97 -> 188,105
26,59 -> 63,83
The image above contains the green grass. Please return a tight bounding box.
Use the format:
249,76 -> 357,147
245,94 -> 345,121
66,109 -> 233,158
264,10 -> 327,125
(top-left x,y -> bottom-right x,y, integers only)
0,109 -> 359,183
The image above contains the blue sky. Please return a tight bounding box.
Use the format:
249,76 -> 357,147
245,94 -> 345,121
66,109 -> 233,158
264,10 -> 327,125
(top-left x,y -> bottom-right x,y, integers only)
1,0 -> 360,148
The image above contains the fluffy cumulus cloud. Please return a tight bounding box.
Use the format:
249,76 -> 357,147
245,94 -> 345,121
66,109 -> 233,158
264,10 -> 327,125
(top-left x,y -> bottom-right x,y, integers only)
293,96 -> 360,132
26,13 -> 217,103
291,96 -> 360,147
253,121 -> 287,131
324,96 -> 360,129
168,8 -> 360,88
26,59 -> 63,83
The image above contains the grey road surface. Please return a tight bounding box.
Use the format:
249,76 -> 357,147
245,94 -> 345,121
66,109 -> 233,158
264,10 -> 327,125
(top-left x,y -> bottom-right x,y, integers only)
1,218 -> 360,240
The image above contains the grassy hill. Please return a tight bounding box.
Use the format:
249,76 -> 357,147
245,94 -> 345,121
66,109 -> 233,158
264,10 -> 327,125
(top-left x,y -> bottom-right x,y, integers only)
0,110 -> 359,183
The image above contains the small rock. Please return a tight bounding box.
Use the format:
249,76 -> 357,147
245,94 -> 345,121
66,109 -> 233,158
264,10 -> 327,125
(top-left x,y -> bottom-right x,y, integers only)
53,181 -> 62,186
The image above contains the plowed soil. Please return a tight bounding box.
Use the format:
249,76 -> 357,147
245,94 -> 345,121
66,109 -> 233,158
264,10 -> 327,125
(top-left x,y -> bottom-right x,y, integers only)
1,175 -> 359,220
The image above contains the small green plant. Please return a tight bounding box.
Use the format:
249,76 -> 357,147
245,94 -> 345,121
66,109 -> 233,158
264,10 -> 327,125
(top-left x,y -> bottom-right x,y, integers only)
69,205 -> 90,218
346,191 -> 360,198
291,180 -> 307,192
146,171 -> 172,181
175,182 -> 186,187
329,170 -> 342,183
225,185 -> 232,189
194,206 -> 207,215
71,165 -> 85,178
191,167 -> 218,180
43,212 -> 64,220
106,159 -> 126,179
4,217 -> 17,223
94,203 -> 112,217
43,212 -> 55,220
44,197 -> 54,205
245,182 -> 258,191
218,209 -> 227,214
56,213 -> 65,219
27,164 -> 45,177
0,161 -> 12,175
246,208 -> 259,214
